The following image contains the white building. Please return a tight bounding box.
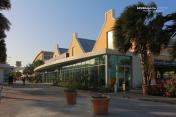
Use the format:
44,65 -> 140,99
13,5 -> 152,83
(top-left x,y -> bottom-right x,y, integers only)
0,64 -> 14,83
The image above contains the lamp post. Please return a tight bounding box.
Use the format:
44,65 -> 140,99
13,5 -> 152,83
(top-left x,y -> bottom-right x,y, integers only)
45,71 -> 47,83
114,65 -> 119,93
55,69 -> 59,83
122,65 -> 130,98
115,64 -> 129,97
122,66 -> 126,92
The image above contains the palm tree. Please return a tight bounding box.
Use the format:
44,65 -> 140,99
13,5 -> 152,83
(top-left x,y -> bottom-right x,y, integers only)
23,60 -> 44,75
23,64 -> 34,76
0,39 -> 7,63
113,2 -> 175,87
164,13 -> 176,60
33,60 -> 44,68
0,0 -> 11,63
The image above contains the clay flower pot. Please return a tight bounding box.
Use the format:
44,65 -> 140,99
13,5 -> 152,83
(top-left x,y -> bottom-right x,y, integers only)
91,94 -> 110,115
142,84 -> 149,96
64,89 -> 77,105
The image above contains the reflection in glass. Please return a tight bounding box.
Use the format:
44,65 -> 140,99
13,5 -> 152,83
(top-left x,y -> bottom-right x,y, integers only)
107,31 -> 114,49
108,55 -> 132,90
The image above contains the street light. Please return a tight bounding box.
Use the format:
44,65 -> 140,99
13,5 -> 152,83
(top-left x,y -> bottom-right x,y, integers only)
114,65 -> 119,93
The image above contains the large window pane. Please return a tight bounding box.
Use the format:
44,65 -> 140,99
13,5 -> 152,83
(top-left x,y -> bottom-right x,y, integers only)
107,31 -> 114,49
108,55 -> 132,90
99,55 -> 105,65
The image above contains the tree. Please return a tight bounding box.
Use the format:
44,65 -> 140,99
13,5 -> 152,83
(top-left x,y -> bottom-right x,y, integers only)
113,2 -> 176,85
11,71 -> 22,79
23,60 -> 44,75
23,64 -> 34,75
0,0 -> 11,63
165,13 -> 176,60
33,60 -> 44,68
0,39 -> 6,63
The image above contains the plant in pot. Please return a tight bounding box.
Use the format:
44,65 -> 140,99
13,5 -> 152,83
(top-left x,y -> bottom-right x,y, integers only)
64,81 -> 77,105
164,83 -> 176,97
91,93 -> 110,115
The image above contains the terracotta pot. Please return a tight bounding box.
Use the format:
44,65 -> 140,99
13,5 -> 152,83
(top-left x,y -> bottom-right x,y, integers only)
64,89 -> 77,105
142,84 -> 149,96
91,96 -> 109,115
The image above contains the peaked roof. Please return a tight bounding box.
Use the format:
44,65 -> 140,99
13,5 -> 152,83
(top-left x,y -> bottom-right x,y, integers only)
77,38 -> 96,52
58,48 -> 68,54
33,51 -> 53,63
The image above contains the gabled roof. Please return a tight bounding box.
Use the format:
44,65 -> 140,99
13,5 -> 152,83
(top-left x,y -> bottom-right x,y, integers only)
77,38 -> 96,52
92,9 -> 116,51
58,48 -> 68,54
53,44 -> 68,56
33,51 -> 53,63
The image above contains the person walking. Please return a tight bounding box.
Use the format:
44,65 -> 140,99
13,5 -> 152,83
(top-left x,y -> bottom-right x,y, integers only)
8,74 -> 13,85
22,77 -> 26,85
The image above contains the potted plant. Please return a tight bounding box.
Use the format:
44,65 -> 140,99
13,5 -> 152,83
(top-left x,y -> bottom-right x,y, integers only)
164,83 -> 176,97
64,82 -> 77,105
91,93 -> 110,115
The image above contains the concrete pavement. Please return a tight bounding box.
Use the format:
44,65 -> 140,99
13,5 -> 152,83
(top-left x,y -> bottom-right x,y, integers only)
0,86 -> 176,117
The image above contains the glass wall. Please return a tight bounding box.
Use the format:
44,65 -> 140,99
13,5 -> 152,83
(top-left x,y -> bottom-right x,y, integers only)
45,71 -> 57,83
55,55 -> 106,89
38,54 -> 132,90
108,55 -> 132,90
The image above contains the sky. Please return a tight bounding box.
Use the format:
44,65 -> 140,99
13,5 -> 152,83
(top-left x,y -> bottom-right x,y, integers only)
3,0 -> 176,66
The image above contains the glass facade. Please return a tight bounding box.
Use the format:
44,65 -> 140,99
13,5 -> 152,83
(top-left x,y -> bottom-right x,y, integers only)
59,55 -> 105,88
38,54 -> 132,90
108,55 -> 132,90
40,55 -> 106,88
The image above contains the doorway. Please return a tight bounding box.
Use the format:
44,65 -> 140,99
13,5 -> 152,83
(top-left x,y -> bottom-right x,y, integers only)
116,65 -> 131,90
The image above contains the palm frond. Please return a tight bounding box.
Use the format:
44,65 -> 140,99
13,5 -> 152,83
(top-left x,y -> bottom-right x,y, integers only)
0,13 -> 11,31
0,0 -> 11,10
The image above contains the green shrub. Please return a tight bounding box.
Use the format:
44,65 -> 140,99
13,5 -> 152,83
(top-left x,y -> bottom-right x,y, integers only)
165,83 -> 176,94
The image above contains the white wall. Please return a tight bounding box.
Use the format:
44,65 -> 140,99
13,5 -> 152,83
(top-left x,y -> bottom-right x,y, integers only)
0,64 -> 13,83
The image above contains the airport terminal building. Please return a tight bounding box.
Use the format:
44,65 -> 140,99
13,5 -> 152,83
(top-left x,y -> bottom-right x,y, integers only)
35,10 -> 142,89
34,10 -> 176,90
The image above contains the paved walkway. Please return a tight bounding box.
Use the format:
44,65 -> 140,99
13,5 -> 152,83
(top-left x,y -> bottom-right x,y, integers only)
110,90 -> 176,105
0,86 -> 176,117
2,82 -> 52,88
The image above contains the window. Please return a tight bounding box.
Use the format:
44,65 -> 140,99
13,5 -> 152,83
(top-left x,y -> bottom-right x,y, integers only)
72,47 -> 75,56
44,55 -> 51,60
107,31 -> 114,49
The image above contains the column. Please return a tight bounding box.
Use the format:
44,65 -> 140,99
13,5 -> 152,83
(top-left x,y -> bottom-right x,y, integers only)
105,55 -> 108,87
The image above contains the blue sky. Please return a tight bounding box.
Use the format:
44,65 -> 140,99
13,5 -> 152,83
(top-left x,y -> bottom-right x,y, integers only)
4,0 -> 176,66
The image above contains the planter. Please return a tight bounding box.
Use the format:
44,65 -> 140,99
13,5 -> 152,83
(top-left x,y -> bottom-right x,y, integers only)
64,89 -> 77,105
142,84 -> 149,96
91,95 -> 110,115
